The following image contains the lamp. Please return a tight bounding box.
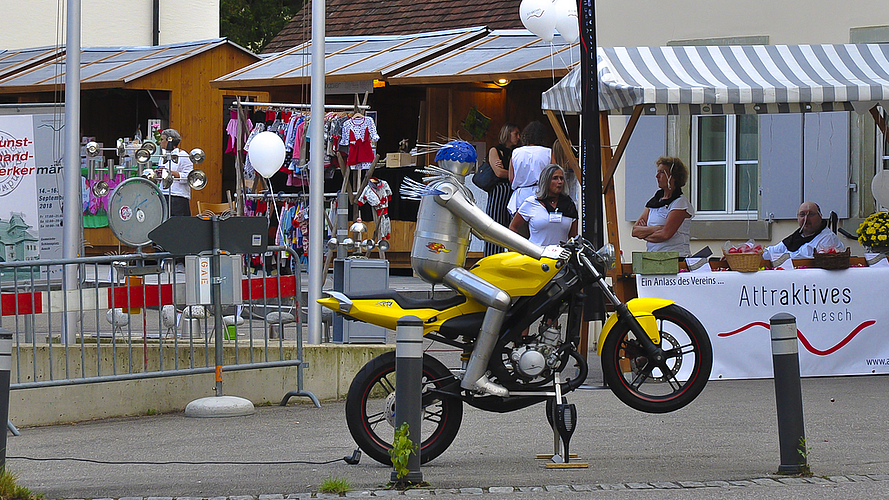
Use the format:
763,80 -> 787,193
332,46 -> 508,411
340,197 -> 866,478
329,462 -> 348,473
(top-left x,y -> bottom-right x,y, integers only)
493,78 -> 511,87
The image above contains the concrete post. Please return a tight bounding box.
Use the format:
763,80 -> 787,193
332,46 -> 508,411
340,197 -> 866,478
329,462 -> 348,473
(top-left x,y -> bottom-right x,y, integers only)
770,312 -> 807,473
391,315 -> 423,485
0,327 -> 12,469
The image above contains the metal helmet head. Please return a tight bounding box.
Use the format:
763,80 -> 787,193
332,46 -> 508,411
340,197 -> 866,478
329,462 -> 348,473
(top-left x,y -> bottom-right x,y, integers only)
434,140 -> 477,177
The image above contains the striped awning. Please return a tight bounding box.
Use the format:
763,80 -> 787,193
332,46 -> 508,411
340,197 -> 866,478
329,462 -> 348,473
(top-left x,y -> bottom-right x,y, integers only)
542,44 -> 889,114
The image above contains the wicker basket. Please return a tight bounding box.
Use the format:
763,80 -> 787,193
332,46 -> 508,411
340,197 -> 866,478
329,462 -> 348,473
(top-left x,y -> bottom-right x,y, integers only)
724,252 -> 763,272
812,248 -> 851,270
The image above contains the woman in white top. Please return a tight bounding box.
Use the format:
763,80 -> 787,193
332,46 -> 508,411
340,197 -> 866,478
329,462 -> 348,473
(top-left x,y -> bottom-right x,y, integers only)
509,164 -> 578,246
507,121 -> 551,216
632,156 -> 695,256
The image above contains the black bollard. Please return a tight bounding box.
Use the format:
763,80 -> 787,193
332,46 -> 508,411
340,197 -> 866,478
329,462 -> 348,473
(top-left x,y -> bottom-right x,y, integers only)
770,313 -> 806,474
391,316 -> 423,485
0,327 -> 11,470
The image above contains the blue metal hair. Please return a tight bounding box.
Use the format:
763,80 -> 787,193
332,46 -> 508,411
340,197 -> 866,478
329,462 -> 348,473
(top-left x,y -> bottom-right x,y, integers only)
434,140 -> 477,163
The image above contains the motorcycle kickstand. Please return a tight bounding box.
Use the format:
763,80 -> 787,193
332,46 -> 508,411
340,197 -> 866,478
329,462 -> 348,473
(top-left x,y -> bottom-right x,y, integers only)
543,373 -> 589,469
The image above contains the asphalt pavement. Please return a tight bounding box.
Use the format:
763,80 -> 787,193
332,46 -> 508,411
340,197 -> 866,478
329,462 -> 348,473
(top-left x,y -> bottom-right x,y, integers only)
8,374 -> 889,499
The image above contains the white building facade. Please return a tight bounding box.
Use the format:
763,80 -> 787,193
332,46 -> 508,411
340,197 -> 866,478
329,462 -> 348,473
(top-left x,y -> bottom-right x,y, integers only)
0,0 -> 219,49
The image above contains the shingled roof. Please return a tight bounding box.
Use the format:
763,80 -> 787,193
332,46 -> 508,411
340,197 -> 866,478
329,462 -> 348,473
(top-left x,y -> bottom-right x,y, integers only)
264,0 -> 523,53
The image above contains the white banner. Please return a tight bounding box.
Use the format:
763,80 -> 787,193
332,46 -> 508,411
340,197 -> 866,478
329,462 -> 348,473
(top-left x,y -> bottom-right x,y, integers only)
0,114 -> 39,263
636,268 -> 889,379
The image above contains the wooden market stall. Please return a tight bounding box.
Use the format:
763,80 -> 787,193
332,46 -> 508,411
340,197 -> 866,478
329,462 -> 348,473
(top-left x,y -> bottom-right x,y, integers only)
0,39 -> 263,253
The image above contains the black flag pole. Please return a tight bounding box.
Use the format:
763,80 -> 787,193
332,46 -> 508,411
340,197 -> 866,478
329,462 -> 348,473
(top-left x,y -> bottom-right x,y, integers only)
579,0 -> 605,321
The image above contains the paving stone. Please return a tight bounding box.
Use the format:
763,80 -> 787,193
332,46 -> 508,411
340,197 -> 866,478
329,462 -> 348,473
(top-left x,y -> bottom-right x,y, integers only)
285,494 -> 313,500
345,491 -> 373,497
176,497 -> 205,500
704,481 -> 733,487
120,497 -> 144,500
677,481 -> 705,488
751,478 -> 784,486
260,495 -> 285,500
728,480 -> 756,487
650,482 -> 680,489
868,474 -> 889,481
403,490 -> 432,497
777,477 -> 810,485
487,487 -> 514,493
317,494 -> 342,499
544,485 -> 570,492
847,474 -> 874,482
599,483 -> 627,490
571,484 -> 597,491
827,476 -> 853,483
372,490 -> 400,496
432,489 -> 460,495
148,497 -> 174,500
231,496 -> 255,500
626,482 -> 654,489
516,487 -> 544,493
805,477 -> 833,485
458,488 -> 484,495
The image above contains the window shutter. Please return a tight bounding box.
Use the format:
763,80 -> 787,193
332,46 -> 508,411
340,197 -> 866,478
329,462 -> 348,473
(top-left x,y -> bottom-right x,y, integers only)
803,112 -> 849,218
759,114 -> 803,220
624,115 -> 666,221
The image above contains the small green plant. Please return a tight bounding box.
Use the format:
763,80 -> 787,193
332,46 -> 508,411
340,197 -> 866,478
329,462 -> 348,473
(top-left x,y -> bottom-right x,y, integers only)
389,422 -> 417,480
318,476 -> 351,494
146,408 -> 157,416
797,436 -> 812,476
0,468 -> 42,500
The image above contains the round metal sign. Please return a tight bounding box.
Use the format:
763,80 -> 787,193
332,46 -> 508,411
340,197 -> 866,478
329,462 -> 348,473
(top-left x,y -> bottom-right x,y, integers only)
107,177 -> 169,247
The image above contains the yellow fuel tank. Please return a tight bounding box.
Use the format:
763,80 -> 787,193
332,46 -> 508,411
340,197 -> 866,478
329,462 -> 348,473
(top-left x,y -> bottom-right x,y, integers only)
469,252 -> 560,297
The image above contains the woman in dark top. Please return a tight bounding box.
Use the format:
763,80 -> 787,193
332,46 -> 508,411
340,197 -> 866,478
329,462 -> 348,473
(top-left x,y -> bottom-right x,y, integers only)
484,123 -> 521,256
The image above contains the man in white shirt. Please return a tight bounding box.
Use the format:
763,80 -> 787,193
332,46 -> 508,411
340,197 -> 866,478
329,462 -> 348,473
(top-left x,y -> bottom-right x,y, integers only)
763,201 -> 845,260
157,128 -> 194,216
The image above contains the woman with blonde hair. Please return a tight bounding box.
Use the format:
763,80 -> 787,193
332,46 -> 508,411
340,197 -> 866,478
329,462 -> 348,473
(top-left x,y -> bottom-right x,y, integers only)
632,156 -> 695,256
483,123 -> 520,256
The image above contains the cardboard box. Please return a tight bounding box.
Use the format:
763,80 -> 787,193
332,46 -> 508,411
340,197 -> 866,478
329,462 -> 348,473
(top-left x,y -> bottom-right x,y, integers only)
386,152 -> 413,168
632,251 -> 680,275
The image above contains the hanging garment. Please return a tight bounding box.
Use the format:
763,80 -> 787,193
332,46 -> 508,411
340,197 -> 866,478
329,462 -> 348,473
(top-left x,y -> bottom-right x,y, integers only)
357,178 -> 393,240
340,115 -> 379,170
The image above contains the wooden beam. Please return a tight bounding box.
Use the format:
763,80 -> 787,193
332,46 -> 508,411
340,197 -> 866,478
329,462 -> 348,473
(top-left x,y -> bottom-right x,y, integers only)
871,105 -> 889,142
545,109 -> 581,180
599,111 -> 622,280
602,104 -> 643,193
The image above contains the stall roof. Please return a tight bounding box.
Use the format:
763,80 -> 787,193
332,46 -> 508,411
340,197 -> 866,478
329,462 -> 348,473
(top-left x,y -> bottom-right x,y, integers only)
0,39 -> 254,93
542,44 -> 889,115
212,27 -> 491,88
212,27 -> 578,88
0,46 -> 64,81
385,30 -> 578,85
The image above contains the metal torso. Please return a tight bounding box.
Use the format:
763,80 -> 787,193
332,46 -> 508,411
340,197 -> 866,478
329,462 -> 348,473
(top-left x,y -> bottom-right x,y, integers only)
411,179 -> 474,283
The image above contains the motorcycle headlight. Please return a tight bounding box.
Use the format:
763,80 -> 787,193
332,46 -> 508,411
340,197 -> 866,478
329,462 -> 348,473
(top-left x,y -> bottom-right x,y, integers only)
595,243 -> 616,270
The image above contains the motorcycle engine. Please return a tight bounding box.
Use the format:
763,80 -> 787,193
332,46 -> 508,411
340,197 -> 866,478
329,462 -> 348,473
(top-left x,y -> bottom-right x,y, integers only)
510,325 -> 562,378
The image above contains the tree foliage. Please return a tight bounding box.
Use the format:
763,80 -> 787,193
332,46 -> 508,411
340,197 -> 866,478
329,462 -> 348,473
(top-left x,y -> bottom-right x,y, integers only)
220,0 -> 305,53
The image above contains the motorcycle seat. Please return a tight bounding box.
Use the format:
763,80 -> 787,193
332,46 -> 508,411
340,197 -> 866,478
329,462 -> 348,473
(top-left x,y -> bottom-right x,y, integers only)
346,289 -> 467,311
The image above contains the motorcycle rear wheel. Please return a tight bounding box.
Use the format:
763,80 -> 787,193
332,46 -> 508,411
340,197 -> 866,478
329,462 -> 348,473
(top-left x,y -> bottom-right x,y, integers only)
345,351 -> 463,465
601,304 -> 712,413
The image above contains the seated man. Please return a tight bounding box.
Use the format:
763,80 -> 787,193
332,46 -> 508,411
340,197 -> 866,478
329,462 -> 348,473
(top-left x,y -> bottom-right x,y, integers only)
763,201 -> 845,260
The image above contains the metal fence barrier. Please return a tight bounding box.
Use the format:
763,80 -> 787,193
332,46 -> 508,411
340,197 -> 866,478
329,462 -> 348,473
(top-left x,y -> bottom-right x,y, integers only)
0,246 -> 317,406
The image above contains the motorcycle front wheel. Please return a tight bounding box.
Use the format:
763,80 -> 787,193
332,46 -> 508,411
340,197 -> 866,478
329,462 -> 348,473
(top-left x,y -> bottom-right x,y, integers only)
601,304 -> 712,414
345,350 -> 463,465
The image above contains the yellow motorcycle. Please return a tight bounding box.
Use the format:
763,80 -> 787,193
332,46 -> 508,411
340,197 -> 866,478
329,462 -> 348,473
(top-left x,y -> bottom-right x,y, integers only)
319,237 -> 712,465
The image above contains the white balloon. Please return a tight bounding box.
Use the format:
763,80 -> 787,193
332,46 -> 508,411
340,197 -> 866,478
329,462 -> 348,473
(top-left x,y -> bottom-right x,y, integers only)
248,131 -> 286,179
554,0 -> 579,44
520,0 -> 557,42
872,169 -> 889,209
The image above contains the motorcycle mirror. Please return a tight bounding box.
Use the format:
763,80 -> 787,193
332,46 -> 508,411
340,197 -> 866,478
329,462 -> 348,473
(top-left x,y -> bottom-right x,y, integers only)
141,168 -> 157,182
341,237 -> 354,248
377,239 -> 390,252
327,238 -> 339,250
134,146 -> 153,165
361,239 -> 375,251
596,243 -> 616,270
349,220 -> 367,234
159,168 -> 174,189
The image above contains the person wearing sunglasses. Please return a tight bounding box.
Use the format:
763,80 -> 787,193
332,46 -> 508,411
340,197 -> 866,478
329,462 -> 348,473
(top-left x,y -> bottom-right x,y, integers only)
762,201 -> 845,260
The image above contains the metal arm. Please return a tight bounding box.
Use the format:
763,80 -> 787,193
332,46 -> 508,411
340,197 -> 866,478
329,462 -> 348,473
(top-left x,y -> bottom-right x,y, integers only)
434,184 -> 545,259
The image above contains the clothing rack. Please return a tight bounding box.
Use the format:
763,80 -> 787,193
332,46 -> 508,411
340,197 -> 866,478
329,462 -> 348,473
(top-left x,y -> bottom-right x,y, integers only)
230,100 -> 370,111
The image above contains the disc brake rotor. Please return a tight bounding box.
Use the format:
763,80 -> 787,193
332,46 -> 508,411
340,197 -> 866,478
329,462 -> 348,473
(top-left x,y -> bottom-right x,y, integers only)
635,331 -> 681,382
384,391 -> 397,427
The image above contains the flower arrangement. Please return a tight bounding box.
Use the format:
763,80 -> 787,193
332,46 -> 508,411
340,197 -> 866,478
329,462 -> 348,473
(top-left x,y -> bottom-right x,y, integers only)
150,123 -> 163,143
857,211 -> 889,249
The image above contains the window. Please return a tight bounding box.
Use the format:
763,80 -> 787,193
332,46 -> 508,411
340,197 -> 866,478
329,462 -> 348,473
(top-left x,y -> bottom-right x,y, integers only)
692,115 -> 759,218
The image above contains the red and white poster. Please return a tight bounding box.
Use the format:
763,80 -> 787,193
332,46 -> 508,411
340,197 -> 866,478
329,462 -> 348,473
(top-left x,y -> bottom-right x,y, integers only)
0,114 -> 39,262
636,267 -> 889,379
